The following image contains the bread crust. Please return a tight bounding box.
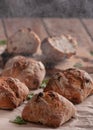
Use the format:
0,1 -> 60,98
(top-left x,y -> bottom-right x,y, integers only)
44,68 -> 93,104
0,77 -> 29,110
22,91 -> 76,127
7,28 -> 41,55
2,56 -> 46,90
41,35 -> 77,63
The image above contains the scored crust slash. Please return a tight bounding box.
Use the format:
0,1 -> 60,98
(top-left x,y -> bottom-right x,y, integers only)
22,91 -> 76,128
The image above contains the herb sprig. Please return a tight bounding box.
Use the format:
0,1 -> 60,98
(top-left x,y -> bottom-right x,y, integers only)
90,50 -> 93,56
73,62 -> 82,68
0,40 -> 6,45
40,79 -> 49,88
10,116 -> 27,125
27,93 -> 34,100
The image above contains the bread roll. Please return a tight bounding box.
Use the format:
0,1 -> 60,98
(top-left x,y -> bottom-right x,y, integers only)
22,91 -> 76,127
44,68 -> 93,104
41,35 -> 77,63
2,56 -> 46,90
0,77 -> 29,110
7,28 -> 41,55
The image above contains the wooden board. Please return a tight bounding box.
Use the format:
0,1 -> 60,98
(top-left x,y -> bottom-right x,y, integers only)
0,20 -> 6,40
82,19 -> 93,40
3,18 -> 48,41
43,18 -> 93,48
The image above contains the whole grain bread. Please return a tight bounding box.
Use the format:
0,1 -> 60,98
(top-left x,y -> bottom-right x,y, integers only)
41,35 -> 77,64
7,28 -> 41,55
0,77 -> 29,110
44,68 -> 93,104
2,56 -> 46,90
22,91 -> 76,128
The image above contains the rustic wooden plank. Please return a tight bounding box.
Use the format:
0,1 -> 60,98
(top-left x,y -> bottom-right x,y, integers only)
43,18 -> 93,73
0,20 -> 7,59
91,74 -> 93,78
43,18 -> 93,48
3,18 -> 48,41
0,20 -> 6,40
82,19 -> 93,40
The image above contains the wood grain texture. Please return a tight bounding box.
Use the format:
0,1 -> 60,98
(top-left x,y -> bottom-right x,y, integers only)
3,18 -> 48,41
43,18 -> 93,48
0,20 -> 6,40
82,19 -> 93,40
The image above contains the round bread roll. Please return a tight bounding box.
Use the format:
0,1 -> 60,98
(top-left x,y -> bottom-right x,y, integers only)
2,56 -> 46,90
44,68 -> 93,104
7,28 -> 41,55
0,77 -> 29,110
41,35 -> 77,63
22,91 -> 76,128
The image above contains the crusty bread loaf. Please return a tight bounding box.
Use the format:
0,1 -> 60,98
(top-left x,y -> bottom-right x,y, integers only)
2,56 -> 46,90
0,77 -> 29,110
7,28 -> 41,55
41,35 -> 77,63
22,91 -> 76,128
44,68 -> 93,104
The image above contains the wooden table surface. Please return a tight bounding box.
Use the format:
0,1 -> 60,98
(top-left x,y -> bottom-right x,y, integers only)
1,18 -> 93,73
0,18 -> 93,130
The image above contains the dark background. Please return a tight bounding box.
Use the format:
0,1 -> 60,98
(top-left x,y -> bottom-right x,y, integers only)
0,0 -> 93,17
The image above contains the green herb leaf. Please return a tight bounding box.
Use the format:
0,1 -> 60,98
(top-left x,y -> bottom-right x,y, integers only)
10,116 -> 27,125
90,50 -> 93,56
27,93 -> 34,100
40,79 -> 49,88
0,40 -> 6,45
73,62 -> 82,68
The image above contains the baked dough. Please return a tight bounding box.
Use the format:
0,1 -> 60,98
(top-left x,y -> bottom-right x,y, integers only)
44,68 -> 93,104
7,28 -> 41,55
0,77 -> 29,110
2,56 -> 46,90
41,35 -> 77,64
22,91 -> 76,127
